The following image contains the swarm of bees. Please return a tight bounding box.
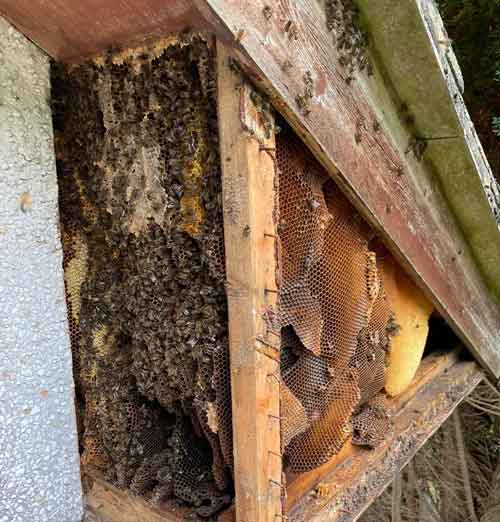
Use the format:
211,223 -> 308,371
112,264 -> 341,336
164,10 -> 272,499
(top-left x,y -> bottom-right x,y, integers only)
295,71 -> 314,116
325,0 -> 373,79
52,35 -> 231,517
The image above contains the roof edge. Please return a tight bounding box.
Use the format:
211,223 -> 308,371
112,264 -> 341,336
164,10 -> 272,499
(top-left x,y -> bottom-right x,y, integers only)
358,0 -> 500,300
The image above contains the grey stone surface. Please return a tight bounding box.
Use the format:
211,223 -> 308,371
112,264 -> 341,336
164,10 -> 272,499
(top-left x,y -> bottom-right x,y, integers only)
0,17 -> 83,522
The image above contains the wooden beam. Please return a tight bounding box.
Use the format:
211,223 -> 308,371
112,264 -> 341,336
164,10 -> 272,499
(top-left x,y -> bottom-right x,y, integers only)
286,355 -> 483,522
216,42 -> 282,522
84,472 -> 188,522
356,0 -> 500,302
193,0 -> 500,377
0,0 -> 199,61
84,471 -> 235,521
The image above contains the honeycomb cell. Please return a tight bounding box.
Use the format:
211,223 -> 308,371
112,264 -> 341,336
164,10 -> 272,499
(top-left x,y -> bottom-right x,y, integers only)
277,124 -> 395,473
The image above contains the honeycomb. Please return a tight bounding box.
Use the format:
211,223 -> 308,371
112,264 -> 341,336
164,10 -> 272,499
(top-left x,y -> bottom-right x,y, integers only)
52,35 -> 232,516
382,256 -> 434,397
276,125 -> 396,472
351,396 -> 391,448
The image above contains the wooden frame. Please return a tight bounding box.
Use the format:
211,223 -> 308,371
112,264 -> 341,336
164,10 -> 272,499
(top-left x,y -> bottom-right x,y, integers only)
84,471 -> 189,522
216,42 -> 282,522
193,0 -> 500,377
83,353 -> 482,522
0,0 -> 198,61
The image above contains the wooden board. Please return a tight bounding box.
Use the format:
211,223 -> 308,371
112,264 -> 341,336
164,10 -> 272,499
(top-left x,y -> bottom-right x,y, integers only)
0,0 -> 198,61
357,0 -> 500,301
84,472 -> 187,522
84,470 -> 235,522
216,42 -> 282,522
286,355 -> 483,522
192,0 -> 500,377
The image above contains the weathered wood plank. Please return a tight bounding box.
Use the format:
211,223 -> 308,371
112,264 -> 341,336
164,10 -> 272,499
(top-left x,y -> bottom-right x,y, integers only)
216,42 -> 282,522
194,0 -> 500,377
84,469 -> 236,521
84,472 -> 187,522
0,0 -> 198,61
287,357 -> 483,522
357,0 -> 500,301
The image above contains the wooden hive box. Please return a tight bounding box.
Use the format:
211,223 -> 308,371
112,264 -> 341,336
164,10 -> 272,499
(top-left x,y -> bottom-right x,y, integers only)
1,1 -> 498,521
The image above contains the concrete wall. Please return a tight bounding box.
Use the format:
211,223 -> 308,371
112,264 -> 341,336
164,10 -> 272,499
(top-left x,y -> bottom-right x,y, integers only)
0,18 -> 83,522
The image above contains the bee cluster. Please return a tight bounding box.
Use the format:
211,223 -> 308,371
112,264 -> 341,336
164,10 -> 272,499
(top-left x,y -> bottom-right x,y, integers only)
52,35 -> 232,517
406,136 -> 428,161
295,71 -> 314,117
351,396 -> 390,448
324,0 -> 373,78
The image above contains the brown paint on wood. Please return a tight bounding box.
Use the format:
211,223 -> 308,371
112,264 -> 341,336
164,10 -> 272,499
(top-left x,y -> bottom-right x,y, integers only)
216,42 -> 282,522
0,0 -> 199,61
193,0 -> 500,377
287,357 -> 483,522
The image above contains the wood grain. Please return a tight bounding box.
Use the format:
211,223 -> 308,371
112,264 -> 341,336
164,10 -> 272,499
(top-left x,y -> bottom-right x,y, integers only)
194,0 -> 500,377
0,0 -> 198,61
216,42 -> 282,522
84,472 -> 187,522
